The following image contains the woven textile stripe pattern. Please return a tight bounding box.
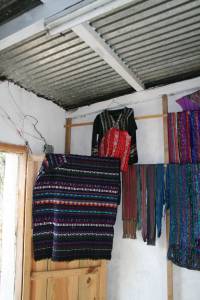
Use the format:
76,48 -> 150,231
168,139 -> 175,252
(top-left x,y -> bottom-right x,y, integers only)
32,154 -> 121,261
122,164 -> 165,244
167,111 -> 200,163
166,164 -> 200,270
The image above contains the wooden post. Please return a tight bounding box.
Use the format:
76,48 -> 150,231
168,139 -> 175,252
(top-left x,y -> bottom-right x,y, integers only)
65,118 -> 72,155
162,94 -> 173,300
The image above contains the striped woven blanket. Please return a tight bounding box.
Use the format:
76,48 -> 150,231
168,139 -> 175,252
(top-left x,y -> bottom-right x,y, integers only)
32,154 -> 121,261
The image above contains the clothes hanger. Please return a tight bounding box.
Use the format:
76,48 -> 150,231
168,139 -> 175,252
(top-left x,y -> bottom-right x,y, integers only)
106,98 -> 126,111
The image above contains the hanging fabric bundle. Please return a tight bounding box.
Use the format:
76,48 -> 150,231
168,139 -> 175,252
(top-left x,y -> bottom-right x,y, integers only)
122,165 -> 137,238
155,164 -> 165,238
140,165 -> 147,242
122,164 -> 165,244
166,164 -> 200,270
146,165 -> 156,245
168,111 -> 200,164
177,111 -> 192,163
190,111 -> 200,163
32,154 -> 121,261
176,90 -> 200,110
167,113 -> 180,163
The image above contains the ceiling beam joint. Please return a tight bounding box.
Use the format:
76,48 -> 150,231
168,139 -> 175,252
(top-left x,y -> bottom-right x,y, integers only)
72,22 -> 144,91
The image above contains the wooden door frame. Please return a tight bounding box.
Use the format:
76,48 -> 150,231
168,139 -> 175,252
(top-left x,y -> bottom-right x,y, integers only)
0,142 -> 28,300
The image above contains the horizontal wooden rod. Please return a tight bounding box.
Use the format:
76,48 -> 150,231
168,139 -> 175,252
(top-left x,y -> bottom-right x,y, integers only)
0,142 -> 28,154
65,113 -> 166,128
31,266 -> 99,280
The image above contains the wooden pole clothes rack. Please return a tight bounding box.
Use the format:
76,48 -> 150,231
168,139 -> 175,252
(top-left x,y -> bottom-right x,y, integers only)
65,95 -> 173,300
65,113 -> 167,128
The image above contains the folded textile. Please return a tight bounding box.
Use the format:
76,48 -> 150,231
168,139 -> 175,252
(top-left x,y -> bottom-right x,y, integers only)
32,154 -> 121,261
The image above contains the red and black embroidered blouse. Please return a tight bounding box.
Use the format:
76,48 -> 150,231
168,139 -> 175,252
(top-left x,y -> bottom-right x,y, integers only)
91,107 -> 138,164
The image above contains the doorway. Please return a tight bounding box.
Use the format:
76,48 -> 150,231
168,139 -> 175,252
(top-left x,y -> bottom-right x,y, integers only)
0,144 -> 27,300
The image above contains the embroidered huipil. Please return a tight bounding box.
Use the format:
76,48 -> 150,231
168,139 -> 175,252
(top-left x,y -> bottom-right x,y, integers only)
91,107 -> 138,167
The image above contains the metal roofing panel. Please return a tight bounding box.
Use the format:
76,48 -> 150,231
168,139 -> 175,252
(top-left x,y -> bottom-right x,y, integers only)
0,28 -> 133,109
1,0 -> 200,109
91,0 -> 200,87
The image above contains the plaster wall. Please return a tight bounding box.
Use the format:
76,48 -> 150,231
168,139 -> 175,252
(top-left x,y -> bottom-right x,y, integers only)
0,81 -> 66,154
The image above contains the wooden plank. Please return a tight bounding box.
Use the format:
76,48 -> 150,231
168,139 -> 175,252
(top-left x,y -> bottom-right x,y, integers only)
46,277 -> 79,300
48,260 -> 80,271
78,273 -> 99,300
162,95 -> 169,163
98,260 -> 107,300
22,157 -> 46,300
65,118 -> 72,155
31,279 -> 47,300
79,260 -> 101,268
31,267 -> 99,280
0,142 -> 27,154
22,158 -> 35,300
31,160 -> 48,299
162,94 -> 173,300
15,152 -> 28,300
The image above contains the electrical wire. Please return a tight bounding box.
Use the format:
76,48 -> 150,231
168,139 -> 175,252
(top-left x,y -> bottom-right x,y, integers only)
0,105 -> 32,153
6,82 -> 48,149
23,115 -> 47,144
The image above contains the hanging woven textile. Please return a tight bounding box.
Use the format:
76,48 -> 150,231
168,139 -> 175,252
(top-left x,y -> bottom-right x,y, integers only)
32,154 -> 121,261
122,165 -> 137,238
146,165 -> 156,245
190,111 -> 200,163
99,127 -> 131,172
155,164 -> 165,238
140,165 -> 147,242
168,111 -> 200,163
176,90 -> 200,110
122,164 -> 165,244
166,164 -> 200,270
167,113 -> 180,163
177,111 -> 192,163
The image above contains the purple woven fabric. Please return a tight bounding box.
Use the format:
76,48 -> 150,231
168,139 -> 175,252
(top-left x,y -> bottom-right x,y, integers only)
167,113 -> 180,163
177,112 -> 192,163
176,90 -> 200,111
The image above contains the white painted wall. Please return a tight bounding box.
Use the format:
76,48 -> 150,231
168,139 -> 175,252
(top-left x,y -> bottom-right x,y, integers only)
0,81 -> 66,154
69,86 -> 200,300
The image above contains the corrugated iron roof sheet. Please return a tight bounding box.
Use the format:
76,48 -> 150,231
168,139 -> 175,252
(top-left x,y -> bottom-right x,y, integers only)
0,0 -> 200,109
91,0 -> 200,87
0,29 -> 132,109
